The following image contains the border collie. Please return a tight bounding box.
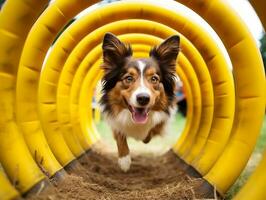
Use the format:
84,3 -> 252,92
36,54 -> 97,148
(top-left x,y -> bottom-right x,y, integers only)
100,33 -> 180,172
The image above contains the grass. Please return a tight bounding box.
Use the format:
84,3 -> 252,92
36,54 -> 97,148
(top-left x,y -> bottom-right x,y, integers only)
254,116 -> 266,153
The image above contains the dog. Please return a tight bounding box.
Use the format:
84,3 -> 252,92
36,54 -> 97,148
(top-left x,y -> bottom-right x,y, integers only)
100,33 -> 180,172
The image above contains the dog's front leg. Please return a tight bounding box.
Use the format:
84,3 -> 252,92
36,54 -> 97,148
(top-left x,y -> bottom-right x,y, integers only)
113,131 -> 131,172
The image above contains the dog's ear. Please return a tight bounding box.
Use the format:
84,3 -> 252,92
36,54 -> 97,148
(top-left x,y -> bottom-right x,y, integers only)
149,35 -> 180,73
150,35 -> 180,104
102,33 -> 132,73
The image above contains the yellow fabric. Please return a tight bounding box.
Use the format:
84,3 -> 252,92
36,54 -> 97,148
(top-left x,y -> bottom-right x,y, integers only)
0,169 -> 19,200
177,0 -> 265,193
0,0 -> 49,194
0,0 -> 264,198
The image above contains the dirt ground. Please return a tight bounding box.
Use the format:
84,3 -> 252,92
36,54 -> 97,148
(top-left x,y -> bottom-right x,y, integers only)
26,144 -> 216,200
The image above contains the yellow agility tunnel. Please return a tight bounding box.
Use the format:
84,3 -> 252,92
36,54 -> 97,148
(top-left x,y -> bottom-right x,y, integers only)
0,0 -> 265,199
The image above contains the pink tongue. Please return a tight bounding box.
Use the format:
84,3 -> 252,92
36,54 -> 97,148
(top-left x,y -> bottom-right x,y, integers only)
132,109 -> 148,124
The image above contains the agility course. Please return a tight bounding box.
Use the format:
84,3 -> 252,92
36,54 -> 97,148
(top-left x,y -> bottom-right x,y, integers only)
0,0 -> 265,199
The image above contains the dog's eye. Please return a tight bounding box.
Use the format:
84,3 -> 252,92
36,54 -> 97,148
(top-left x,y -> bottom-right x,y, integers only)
124,76 -> 134,84
150,76 -> 159,84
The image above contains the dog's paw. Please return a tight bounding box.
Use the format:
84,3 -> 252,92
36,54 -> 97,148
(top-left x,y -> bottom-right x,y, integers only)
118,155 -> 131,172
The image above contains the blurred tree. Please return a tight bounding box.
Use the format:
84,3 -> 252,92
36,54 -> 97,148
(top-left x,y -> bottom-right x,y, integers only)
0,0 -> 5,9
260,33 -> 266,74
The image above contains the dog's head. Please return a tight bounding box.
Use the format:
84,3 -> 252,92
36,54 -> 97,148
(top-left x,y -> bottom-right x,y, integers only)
100,33 -> 180,124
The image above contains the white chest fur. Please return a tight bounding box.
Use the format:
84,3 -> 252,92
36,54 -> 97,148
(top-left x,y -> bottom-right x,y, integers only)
105,109 -> 173,141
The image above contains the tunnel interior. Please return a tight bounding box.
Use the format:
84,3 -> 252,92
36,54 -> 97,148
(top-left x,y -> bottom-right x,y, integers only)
0,0 -> 265,200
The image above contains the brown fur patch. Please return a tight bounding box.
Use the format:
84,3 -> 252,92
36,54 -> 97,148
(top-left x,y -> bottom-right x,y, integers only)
113,131 -> 129,157
107,81 -> 126,116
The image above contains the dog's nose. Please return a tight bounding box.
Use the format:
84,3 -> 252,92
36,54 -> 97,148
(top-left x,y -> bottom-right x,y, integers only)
136,93 -> 150,106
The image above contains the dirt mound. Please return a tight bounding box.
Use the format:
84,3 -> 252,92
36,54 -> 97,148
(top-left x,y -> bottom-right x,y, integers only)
26,146 -> 216,200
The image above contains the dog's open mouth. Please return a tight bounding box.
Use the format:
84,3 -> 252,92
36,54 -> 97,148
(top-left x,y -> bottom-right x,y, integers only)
129,106 -> 149,124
